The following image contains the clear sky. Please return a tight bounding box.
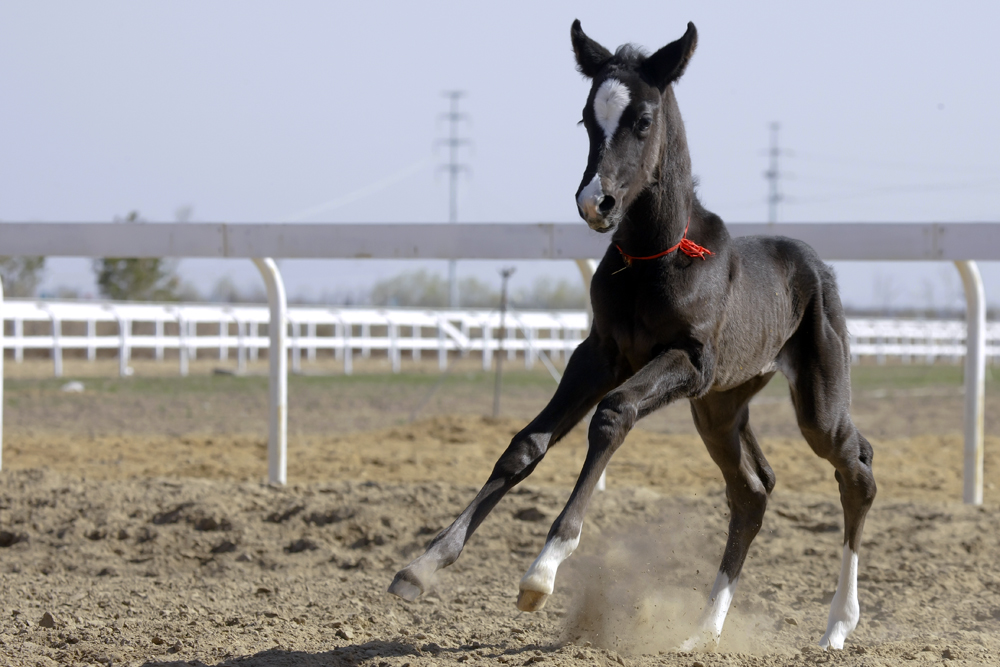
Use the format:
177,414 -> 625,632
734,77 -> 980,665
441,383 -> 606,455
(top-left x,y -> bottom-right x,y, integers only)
2,1 -> 998,309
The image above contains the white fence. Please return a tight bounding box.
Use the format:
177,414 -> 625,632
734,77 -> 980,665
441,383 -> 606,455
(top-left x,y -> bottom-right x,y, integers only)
1,300 -> 588,379
849,318 -> 1000,364
5,300 -> 998,376
0,221 -> 995,501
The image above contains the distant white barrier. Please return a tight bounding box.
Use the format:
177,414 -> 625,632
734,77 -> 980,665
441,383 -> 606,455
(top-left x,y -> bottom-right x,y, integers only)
4,300 -> 997,375
848,318 -> 1000,364
1,300 -> 589,377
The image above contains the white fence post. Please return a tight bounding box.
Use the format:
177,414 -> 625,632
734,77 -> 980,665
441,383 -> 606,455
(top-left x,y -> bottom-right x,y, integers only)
341,316 -> 353,375
482,316 -> 493,371
219,320 -> 228,361
177,313 -> 188,377
253,258 -> 288,486
154,319 -> 164,361
49,311 -> 63,378
389,320 -> 400,373
86,319 -> 96,361
437,317 -> 447,371
236,318 -> 247,374
13,317 -> 23,363
115,313 -> 130,378
955,260 -> 986,505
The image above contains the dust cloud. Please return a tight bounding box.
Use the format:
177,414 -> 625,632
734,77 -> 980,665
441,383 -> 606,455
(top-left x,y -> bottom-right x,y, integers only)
559,508 -> 799,657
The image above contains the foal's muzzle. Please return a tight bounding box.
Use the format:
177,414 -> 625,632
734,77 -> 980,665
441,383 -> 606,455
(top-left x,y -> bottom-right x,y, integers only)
576,174 -> 617,232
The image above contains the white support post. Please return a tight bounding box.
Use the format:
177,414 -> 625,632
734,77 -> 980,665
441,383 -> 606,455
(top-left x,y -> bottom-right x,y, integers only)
13,318 -> 22,363
437,319 -> 447,371
955,260 -> 986,505
178,316 -> 189,377
219,320 -> 228,361
236,319 -> 247,374
525,326 -> 536,370
483,317 -> 492,371
361,323 -> 371,359
389,321 -> 400,373
575,259 -> 598,324
116,315 -> 130,378
86,319 -> 96,361
249,322 -> 259,361
342,319 -> 353,375
50,313 -> 63,378
155,319 -> 164,361
306,322 -> 316,362
253,258 -> 288,486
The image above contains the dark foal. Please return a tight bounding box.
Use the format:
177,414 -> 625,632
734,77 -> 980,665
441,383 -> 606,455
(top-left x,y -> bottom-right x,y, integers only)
390,21 -> 876,651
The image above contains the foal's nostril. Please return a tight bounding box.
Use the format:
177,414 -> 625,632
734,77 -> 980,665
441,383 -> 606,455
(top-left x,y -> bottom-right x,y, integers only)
598,196 -> 616,215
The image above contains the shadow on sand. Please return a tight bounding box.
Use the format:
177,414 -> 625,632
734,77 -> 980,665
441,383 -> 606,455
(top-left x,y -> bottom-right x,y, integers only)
138,637 -> 562,666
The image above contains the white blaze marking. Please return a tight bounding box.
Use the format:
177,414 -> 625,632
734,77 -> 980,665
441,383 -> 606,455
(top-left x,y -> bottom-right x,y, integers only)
820,545 -> 860,650
679,571 -> 738,651
519,534 -> 580,595
592,78 -> 630,144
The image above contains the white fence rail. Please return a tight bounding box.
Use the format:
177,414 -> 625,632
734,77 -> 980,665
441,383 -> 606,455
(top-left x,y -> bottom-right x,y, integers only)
5,300 -> 998,374
0,221 -> 995,501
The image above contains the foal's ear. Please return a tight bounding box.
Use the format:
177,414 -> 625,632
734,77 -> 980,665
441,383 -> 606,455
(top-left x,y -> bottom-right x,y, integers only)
641,22 -> 698,89
571,19 -> 612,78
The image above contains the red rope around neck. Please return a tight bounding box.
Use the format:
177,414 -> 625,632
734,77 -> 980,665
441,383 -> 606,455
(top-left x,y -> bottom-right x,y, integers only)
615,218 -> 713,268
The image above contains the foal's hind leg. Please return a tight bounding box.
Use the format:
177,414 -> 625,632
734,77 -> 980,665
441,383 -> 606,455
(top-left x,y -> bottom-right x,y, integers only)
781,296 -> 877,649
679,375 -> 776,651
388,336 -> 617,601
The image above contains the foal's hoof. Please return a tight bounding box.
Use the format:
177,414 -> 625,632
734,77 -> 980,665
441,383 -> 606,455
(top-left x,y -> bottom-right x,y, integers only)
516,588 -> 549,612
387,570 -> 424,601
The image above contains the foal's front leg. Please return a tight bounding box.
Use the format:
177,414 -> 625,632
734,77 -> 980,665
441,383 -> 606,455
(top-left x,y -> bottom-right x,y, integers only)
517,348 -> 706,611
388,336 -> 617,601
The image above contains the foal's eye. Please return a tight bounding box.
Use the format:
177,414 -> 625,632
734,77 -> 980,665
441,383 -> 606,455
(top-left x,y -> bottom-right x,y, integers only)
636,116 -> 653,133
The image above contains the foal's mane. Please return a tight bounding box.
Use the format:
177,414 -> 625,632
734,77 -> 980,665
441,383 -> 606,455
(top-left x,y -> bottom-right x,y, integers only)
611,44 -> 648,65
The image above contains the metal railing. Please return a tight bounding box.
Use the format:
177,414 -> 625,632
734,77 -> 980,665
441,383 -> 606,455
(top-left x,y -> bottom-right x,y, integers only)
0,221 -> 995,502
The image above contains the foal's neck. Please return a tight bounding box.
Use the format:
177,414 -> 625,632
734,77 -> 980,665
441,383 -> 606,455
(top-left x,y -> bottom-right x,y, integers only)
615,88 -> 695,255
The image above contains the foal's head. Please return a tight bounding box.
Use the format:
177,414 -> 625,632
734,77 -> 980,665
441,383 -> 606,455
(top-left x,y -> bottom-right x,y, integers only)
572,20 -> 698,233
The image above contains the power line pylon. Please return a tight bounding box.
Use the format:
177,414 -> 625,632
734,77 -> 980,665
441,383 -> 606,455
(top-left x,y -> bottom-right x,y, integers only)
764,122 -> 783,224
439,91 -> 471,308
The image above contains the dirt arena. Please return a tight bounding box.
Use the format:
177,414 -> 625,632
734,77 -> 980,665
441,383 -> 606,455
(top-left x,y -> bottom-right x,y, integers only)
1,359 -> 998,666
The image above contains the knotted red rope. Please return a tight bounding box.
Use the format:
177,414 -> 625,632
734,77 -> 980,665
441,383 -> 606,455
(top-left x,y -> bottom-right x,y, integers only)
615,218 -> 713,269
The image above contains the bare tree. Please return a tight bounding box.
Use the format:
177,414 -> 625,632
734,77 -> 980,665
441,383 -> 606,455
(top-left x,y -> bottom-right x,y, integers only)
0,256 -> 46,297
93,211 -> 182,301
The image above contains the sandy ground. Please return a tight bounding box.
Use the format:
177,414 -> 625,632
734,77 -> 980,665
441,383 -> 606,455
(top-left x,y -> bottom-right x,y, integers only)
1,360 -> 999,666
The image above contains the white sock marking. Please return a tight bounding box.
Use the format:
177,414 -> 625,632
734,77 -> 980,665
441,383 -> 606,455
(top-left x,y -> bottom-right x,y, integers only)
678,571 -> 738,652
592,78 -> 631,144
820,545 -> 860,650
519,534 -> 580,595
